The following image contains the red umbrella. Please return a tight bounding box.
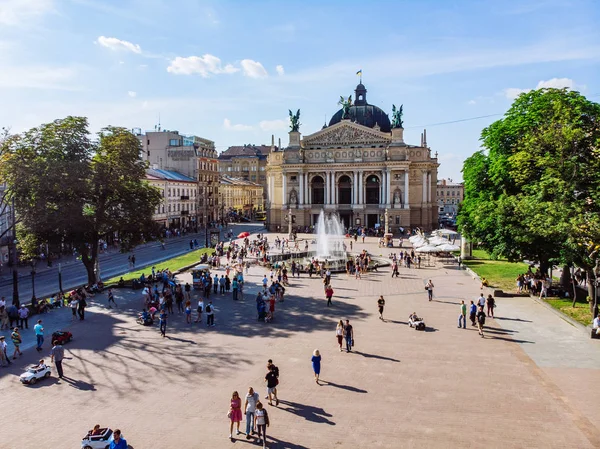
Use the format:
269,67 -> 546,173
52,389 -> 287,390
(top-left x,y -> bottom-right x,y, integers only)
238,231 -> 250,238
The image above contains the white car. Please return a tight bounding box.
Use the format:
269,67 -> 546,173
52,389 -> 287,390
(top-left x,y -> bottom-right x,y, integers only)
19,364 -> 51,385
81,428 -> 126,449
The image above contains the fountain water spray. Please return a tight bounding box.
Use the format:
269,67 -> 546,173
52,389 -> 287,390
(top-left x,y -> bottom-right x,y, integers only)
315,210 -> 345,259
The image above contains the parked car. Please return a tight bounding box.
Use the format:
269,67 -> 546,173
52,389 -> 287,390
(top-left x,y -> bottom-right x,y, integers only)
51,330 -> 73,345
20,364 -> 51,385
81,427 -> 126,449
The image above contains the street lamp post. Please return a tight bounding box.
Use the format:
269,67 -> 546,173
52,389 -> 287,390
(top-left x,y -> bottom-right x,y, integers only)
594,259 -> 600,319
11,238 -> 18,304
30,260 -> 36,298
288,208 -> 293,240
58,262 -> 63,294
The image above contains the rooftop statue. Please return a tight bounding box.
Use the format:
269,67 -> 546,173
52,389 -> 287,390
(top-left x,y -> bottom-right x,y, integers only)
391,104 -> 404,129
338,95 -> 353,119
289,109 -> 301,132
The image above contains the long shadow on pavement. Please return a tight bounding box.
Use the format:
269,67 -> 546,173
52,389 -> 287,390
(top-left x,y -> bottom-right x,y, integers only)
319,380 -> 367,394
267,436 -> 312,449
354,351 -> 400,363
277,399 -> 336,424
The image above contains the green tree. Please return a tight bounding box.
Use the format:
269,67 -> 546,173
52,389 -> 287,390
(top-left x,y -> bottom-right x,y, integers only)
0,117 -> 162,285
458,88 -> 600,315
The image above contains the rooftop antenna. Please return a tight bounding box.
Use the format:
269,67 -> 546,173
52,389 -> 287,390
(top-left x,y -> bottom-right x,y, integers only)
158,113 -> 161,132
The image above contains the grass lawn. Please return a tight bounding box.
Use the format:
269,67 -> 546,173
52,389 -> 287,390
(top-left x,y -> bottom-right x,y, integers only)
545,297 -> 593,326
104,248 -> 213,284
461,249 -> 529,292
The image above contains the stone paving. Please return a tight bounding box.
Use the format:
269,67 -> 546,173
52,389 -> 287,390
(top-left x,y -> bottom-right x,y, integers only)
0,234 -> 599,448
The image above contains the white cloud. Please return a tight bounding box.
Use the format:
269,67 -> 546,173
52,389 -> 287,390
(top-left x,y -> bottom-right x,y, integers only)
276,65 -> 285,76
223,118 -> 253,131
128,91 -> 137,98
503,78 -> 577,99
241,59 -> 268,79
167,54 -> 238,77
535,77 -> 575,90
96,36 -> 141,54
0,0 -> 53,26
467,99 -> 477,105
259,119 -> 287,131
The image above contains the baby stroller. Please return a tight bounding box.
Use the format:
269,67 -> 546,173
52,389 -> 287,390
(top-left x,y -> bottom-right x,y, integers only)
408,313 -> 426,330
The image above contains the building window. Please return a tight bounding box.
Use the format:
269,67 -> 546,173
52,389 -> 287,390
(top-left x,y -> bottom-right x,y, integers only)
395,216 -> 400,225
169,139 -> 181,146
290,175 -> 297,182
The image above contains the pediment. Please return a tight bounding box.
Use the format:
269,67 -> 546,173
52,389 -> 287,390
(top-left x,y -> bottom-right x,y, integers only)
303,121 -> 391,147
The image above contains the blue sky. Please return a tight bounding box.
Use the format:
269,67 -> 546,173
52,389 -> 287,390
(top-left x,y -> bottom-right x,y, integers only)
1,0 -> 599,181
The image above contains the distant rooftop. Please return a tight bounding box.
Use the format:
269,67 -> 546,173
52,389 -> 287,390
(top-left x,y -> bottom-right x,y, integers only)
218,144 -> 275,160
146,168 -> 196,182
220,175 -> 263,187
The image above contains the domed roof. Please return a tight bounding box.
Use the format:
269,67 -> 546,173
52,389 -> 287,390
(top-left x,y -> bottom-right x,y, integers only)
328,83 -> 391,133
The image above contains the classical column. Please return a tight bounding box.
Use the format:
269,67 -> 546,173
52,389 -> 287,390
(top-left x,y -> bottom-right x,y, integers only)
422,171 -> 427,203
299,172 -> 304,205
331,172 -> 335,205
386,169 -> 391,205
404,169 -> 409,208
267,175 -> 271,205
324,172 -> 329,205
427,172 -> 432,203
305,173 -> 309,205
282,172 -> 287,206
352,171 -> 357,205
359,171 -> 364,204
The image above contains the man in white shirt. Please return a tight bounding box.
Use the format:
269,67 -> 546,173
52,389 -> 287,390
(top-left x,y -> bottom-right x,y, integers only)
244,387 -> 260,439
195,299 -> 204,323
0,297 -> 6,309
477,293 -> 486,309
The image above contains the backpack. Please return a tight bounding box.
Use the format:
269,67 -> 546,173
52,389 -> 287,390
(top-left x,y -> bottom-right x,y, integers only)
478,313 -> 486,325
205,304 -> 212,313
272,365 -> 279,378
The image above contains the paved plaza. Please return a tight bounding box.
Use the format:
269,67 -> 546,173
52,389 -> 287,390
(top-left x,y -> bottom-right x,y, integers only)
0,234 -> 599,448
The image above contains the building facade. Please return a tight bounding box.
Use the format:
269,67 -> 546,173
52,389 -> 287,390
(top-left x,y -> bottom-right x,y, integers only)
266,82 -> 439,232
436,178 -> 464,216
145,168 -> 198,230
219,176 -> 264,220
138,129 -> 219,226
217,144 -> 274,205
0,183 -> 13,266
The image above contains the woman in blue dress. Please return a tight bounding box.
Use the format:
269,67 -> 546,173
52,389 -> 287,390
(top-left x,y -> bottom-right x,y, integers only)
311,349 -> 321,384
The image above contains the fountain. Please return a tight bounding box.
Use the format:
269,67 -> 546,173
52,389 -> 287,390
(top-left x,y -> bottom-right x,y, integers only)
311,210 -> 348,270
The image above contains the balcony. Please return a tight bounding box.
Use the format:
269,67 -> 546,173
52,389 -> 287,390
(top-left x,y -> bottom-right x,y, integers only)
180,195 -> 189,200
181,210 -> 189,216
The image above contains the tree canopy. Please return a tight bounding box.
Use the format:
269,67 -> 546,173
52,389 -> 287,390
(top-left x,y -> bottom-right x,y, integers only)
0,117 -> 162,285
457,88 -> 600,280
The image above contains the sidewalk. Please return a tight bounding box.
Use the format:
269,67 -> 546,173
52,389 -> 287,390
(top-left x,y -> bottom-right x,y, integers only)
0,229 -> 213,280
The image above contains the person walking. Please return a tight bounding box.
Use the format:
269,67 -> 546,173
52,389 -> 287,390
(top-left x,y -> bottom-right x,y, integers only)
425,280 -> 434,301
377,296 -> 385,320
0,336 -> 10,366
343,319 -> 354,352
11,327 -> 22,359
159,310 -> 167,337
325,284 -> 334,307
244,387 -> 259,439
184,282 -> 191,301
78,295 -> 87,320
206,301 -> 214,326
311,349 -> 322,384
34,319 -> 44,351
18,304 -> 29,329
194,299 -> 204,323
265,365 -> 279,406
228,391 -> 243,439
486,294 -> 495,318
185,300 -> 192,324
232,277 -> 239,301
51,340 -> 65,378
477,292 -> 486,309
69,297 -> 79,321
335,320 -> 344,351
469,300 -> 477,326
107,288 -> 117,308
476,305 -> 486,337
254,402 -> 270,449
458,300 -> 467,329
